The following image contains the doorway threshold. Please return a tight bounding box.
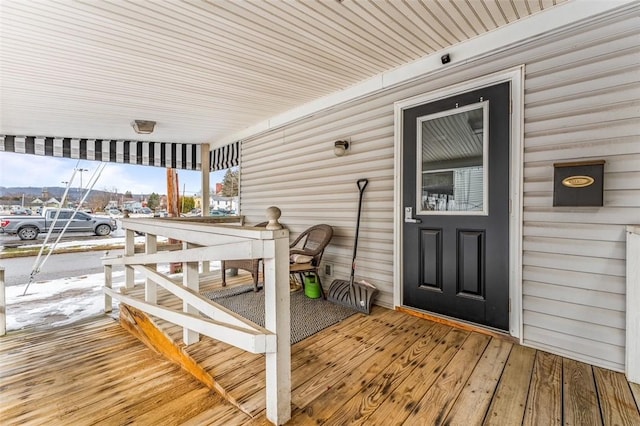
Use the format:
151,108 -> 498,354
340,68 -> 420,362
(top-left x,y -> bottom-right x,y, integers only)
396,305 -> 517,344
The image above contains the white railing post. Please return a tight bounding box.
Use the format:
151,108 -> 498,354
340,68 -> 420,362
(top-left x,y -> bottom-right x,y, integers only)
145,233 -> 157,304
125,228 -> 135,289
263,235 -> 291,425
0,267 -> 5,336
626,225 -> 640,384
183,241 -> 200,345
104,264 -> 112,313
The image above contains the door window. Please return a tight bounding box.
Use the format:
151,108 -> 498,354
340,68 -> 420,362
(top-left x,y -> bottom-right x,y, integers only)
416,101 -> 488,215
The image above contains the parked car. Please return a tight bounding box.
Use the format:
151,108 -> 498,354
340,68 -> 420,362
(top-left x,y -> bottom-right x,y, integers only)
0,208 -> 117,240
208,209 -> 227,216
129,207 -> 154,218
11,207 -> 32,215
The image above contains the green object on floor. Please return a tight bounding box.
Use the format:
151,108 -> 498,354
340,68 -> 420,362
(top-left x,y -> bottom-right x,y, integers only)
304,275 -> 321,299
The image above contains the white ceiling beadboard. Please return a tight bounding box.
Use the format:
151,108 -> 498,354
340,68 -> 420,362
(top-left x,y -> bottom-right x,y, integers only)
0,0 -> 567,145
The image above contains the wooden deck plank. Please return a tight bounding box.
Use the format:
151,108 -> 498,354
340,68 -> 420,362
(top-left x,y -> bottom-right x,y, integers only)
563,358 -> 602,426
217,308 -> 394,391
179,403 -> 252,426
403,332 -> 491,425
594,366 -> 640,425
483,344 -> 536,425
212,309 -> 372,383
1,342 -> 201,423
290,314 -> 425,409
363,328 -> 470,425
220,309 -> 396,393
205,310 -> 374,391
1,353 -> 177,418
68,378 -> 211,425
443,337 -> 514,425
0,334 -> 147,381
117,387 -> 224,425
303,321 -> 448,425
523,351 -> 563,426
231,310 -> 418,416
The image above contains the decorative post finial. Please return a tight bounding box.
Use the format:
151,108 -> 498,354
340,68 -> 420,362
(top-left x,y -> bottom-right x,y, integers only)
265,206 -> 282,230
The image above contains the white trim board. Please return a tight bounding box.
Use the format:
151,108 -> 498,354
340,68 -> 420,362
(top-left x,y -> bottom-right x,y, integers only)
215,0 -> 635,147
393,66 -> 524,340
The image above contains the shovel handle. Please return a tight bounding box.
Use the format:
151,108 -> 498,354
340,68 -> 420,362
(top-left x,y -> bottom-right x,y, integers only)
357,178 -> 368,192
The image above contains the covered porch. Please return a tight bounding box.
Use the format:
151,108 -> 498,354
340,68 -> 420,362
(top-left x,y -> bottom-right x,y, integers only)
1,274 -> 639,425
2,0 -> 639,424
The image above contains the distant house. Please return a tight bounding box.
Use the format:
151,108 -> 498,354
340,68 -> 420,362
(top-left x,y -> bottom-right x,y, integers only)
44,197 -> 60,207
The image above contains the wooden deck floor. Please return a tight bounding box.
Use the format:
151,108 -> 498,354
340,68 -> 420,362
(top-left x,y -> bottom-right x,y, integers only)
2,272 -> 639,425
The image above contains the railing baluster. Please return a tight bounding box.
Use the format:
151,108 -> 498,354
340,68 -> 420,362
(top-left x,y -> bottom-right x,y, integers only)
183,241 -> 200,345
125,229 -> 135,289
145,233 -> 157,304
104,264 -> 112,313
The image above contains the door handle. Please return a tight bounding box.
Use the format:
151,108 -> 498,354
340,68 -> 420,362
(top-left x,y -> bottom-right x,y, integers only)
404,207 -> 422,224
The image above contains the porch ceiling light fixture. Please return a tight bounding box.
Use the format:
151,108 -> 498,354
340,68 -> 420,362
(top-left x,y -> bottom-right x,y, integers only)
131,120 -> 156,134
334,140 -> 350,157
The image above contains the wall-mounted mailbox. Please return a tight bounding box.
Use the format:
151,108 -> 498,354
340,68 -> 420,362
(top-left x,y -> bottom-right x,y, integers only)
553,160 -> 605,207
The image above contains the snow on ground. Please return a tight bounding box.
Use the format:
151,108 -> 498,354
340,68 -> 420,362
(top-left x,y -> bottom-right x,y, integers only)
5,269 -> 129,331
2,230 -> 221,332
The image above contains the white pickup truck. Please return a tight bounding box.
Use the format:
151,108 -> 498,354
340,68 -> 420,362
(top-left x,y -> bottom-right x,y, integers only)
0,208 -> 117,240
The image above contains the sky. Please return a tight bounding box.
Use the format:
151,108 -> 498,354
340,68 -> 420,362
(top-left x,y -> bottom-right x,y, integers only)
0,151 -> 228,196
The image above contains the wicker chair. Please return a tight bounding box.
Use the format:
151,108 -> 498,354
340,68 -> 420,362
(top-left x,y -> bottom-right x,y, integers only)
288,224 -> 334,299
221,222 -> 268,292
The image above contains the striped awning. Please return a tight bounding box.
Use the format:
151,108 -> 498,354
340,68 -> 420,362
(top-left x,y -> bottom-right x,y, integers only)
0,135 -> 238,172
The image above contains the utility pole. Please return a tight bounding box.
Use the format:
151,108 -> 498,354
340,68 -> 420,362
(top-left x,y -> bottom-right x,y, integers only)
75,168 -> 88,205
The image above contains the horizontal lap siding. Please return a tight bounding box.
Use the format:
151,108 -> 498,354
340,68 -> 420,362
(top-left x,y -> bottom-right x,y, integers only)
241,98 -> 397,307
241,7 -> 639,369
520,10 -> 640,371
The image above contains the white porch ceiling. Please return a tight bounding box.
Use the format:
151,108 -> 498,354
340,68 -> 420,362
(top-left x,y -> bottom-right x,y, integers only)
0,0 -> 567,146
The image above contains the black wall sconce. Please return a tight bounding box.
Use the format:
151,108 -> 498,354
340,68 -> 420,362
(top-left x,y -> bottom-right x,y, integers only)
334,140 -> 350,157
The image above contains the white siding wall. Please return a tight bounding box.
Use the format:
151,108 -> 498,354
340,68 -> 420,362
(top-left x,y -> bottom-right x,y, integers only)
241,8 -> 639,371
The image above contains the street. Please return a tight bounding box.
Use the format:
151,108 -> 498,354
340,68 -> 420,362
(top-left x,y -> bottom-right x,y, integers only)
0,250 -> 118,287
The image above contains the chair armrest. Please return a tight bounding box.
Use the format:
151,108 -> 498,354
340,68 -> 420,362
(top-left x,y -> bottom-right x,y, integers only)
289,248 -> 318,256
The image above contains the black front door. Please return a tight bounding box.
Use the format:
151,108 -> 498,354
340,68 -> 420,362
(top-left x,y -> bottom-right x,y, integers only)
402,82 -> 510,331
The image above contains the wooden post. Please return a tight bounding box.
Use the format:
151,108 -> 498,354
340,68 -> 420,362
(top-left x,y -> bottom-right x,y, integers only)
167,168 -> 182,273
104,264 -> 112,313
263,235 -> 291,425
183,242 -> 200,345
145,233 -> 158,304
0,267 -> 5,336
125,228 -> 135,289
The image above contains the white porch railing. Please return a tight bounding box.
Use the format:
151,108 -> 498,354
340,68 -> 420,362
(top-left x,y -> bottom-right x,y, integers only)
102,217 -> 291,425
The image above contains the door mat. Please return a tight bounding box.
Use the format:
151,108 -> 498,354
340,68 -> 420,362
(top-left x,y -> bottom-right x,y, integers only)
202,284 -> 358,344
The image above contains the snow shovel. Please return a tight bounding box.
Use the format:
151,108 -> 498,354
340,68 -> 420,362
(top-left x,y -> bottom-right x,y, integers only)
327,178 -> 378,314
